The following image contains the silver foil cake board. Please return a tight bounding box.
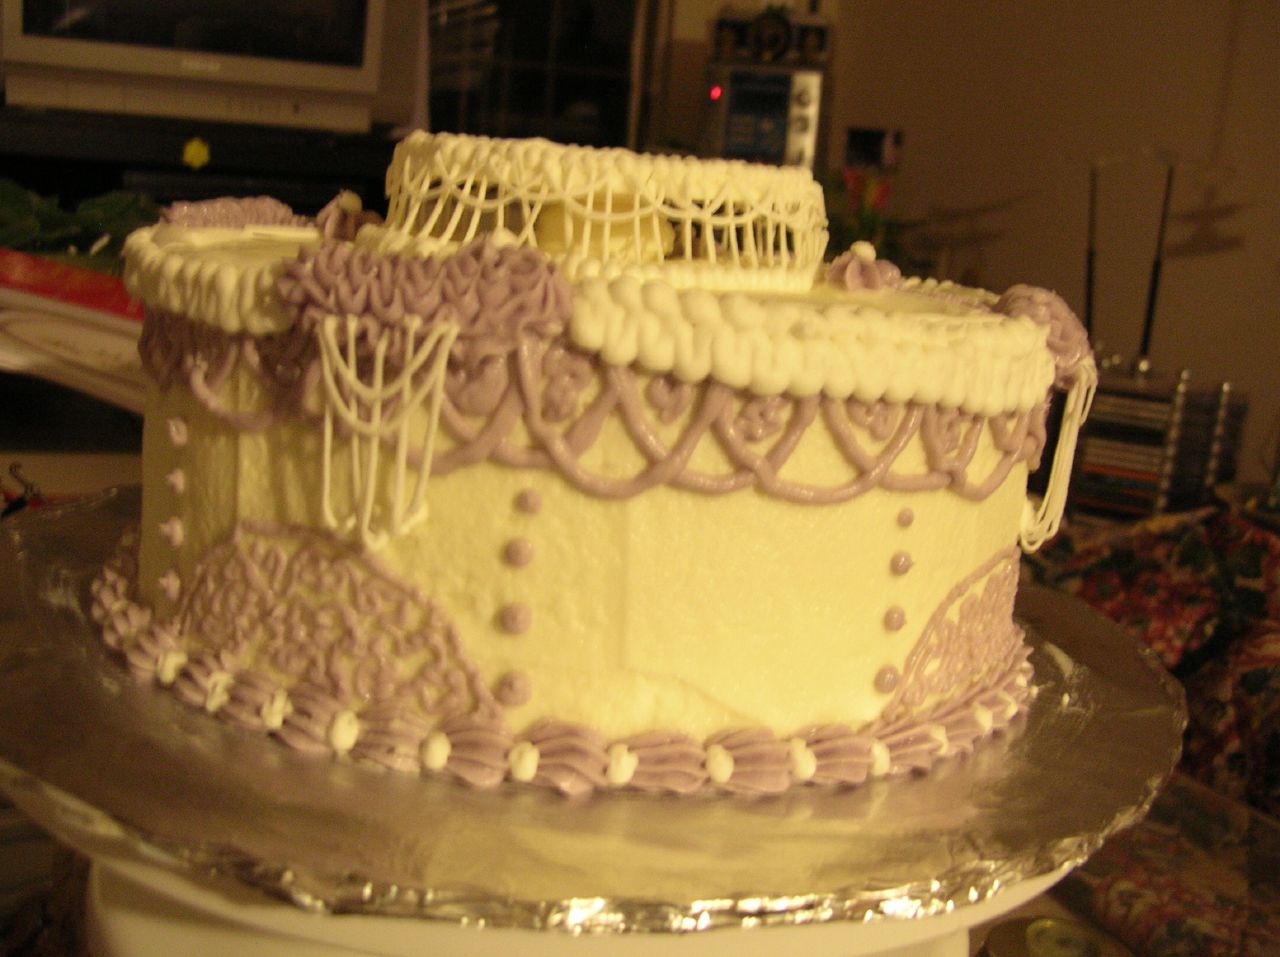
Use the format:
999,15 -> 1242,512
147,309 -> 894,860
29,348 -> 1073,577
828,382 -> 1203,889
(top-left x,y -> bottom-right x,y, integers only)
0,488 -> 1186,955
73,856 -> 1072,957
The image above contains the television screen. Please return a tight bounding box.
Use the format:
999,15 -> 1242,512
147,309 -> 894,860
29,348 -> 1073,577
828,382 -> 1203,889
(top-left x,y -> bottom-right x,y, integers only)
20,0 -> 369,68
3,0 -> 383,131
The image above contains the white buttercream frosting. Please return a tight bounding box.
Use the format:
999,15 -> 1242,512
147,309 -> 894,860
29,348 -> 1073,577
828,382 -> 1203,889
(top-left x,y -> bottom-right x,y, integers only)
157,570 -> 181,602
869,739 -> 891,777
926,723 -> 950,756
972,703 -> 995,734
705,743 -> 735,785
124,224 -> 319,335
508,741 -> 540,782
156,649 -> 187,686
568,275 -> 1056,414
166,417 -> 188,447
260,690 -> 292,731
158,517 -> 184,548
204,671 -> 232,712
329,710 -> 361,754
122,136 -> 1073,419
787,737 -> 818,782
421,732 -> 452,771
606,743 -> 639,786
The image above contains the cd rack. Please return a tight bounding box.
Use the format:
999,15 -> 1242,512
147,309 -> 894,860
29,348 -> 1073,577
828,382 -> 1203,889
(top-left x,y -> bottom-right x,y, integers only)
1070,369 -> 1247,521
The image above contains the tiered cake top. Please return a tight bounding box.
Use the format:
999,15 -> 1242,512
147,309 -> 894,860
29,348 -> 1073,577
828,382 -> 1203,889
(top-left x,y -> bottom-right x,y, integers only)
125,126 -> 1092,421
362,132 -> 830,290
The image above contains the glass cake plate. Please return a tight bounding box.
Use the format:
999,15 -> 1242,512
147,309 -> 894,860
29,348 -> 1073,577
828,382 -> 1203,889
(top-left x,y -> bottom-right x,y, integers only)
0,487 -> 1186,955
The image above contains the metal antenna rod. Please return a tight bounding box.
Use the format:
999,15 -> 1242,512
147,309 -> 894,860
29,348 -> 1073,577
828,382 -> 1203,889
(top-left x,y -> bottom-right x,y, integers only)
1140,161 -> 1176,360
1083,163 -> 1098,337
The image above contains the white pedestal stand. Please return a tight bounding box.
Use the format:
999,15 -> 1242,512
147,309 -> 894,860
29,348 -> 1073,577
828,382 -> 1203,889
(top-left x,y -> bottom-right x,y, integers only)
84,854 -> 1069,957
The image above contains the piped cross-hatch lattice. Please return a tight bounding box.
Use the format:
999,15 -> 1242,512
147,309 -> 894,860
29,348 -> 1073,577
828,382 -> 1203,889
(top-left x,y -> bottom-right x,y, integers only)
375,133 -> 828,284
317,314 -> 457,547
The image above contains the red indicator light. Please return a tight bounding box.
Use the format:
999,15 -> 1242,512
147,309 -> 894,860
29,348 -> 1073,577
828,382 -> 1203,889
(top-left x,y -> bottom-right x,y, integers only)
709,84 -> 723,101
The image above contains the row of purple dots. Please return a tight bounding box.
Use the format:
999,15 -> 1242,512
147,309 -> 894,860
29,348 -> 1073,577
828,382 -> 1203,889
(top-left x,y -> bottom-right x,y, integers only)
491,489 -> 542,709
874,507 -> 915,696
498,488 -> 541,635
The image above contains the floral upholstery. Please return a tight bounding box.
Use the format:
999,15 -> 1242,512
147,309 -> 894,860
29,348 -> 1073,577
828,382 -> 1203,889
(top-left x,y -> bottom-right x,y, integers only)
1028,507 -> 1280,817
1181,622 -> 1280,818
1054,773 -> 1280,957
1030,506 -> 1280,955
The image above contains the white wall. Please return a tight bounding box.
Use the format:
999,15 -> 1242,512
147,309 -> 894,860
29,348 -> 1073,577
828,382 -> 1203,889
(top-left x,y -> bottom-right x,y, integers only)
828,0 -> 1280,483
665,0 -> 1280,483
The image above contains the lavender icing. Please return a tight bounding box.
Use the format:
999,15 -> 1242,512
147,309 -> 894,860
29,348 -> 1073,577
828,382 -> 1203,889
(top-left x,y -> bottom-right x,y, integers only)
524,721 -> 610,797
162,196 -> 310,229
826,242 -> 903,291
349,709 -> 432,774
439,715 -> 512,789
515,489 -> 542,514
495,670 -> 532,707
503,538 -> 534,567
315,191 -> 383,242
994,285 -> 1093,388
277,239 -> 572,361
162,190 -> 378,243
874,666 -> 901,695
881,548 -> 1024,723
498,603 -> 532,634
616,731 -> 707,794
431,346 -> 1048,505
705,729 -> 792,795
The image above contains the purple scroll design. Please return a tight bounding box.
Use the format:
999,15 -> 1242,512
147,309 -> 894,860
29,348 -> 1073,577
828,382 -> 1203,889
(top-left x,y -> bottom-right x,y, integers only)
880,548 -> 1024,725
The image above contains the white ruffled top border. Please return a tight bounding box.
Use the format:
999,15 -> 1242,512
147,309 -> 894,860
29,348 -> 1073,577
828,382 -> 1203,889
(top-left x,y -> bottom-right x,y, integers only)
569,276 -> 1056,415
124,224 -> 1059,416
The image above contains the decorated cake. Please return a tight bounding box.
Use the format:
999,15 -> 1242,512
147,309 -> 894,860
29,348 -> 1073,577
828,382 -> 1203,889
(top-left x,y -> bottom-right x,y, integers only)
94,132 -> 1095,797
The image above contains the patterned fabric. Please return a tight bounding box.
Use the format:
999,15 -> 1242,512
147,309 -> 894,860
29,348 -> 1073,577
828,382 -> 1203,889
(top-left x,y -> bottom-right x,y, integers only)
1057,773 -> 1280,957
1029,507 -> 1280,817
1031,509 -> 1252,672
1182,623 -> 1280,818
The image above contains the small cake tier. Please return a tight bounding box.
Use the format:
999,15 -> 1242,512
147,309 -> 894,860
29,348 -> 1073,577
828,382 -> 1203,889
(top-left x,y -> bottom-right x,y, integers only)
363,132 -> 830,291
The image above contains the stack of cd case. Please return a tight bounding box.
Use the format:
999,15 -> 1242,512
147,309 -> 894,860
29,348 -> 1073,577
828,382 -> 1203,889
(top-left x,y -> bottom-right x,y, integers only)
1070,369 -> 1247,520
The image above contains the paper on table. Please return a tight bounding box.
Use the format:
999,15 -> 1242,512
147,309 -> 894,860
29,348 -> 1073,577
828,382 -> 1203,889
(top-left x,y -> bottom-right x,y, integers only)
0,250 -> 144,413
0,250 -> 143,323
0,308 -> 144,414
